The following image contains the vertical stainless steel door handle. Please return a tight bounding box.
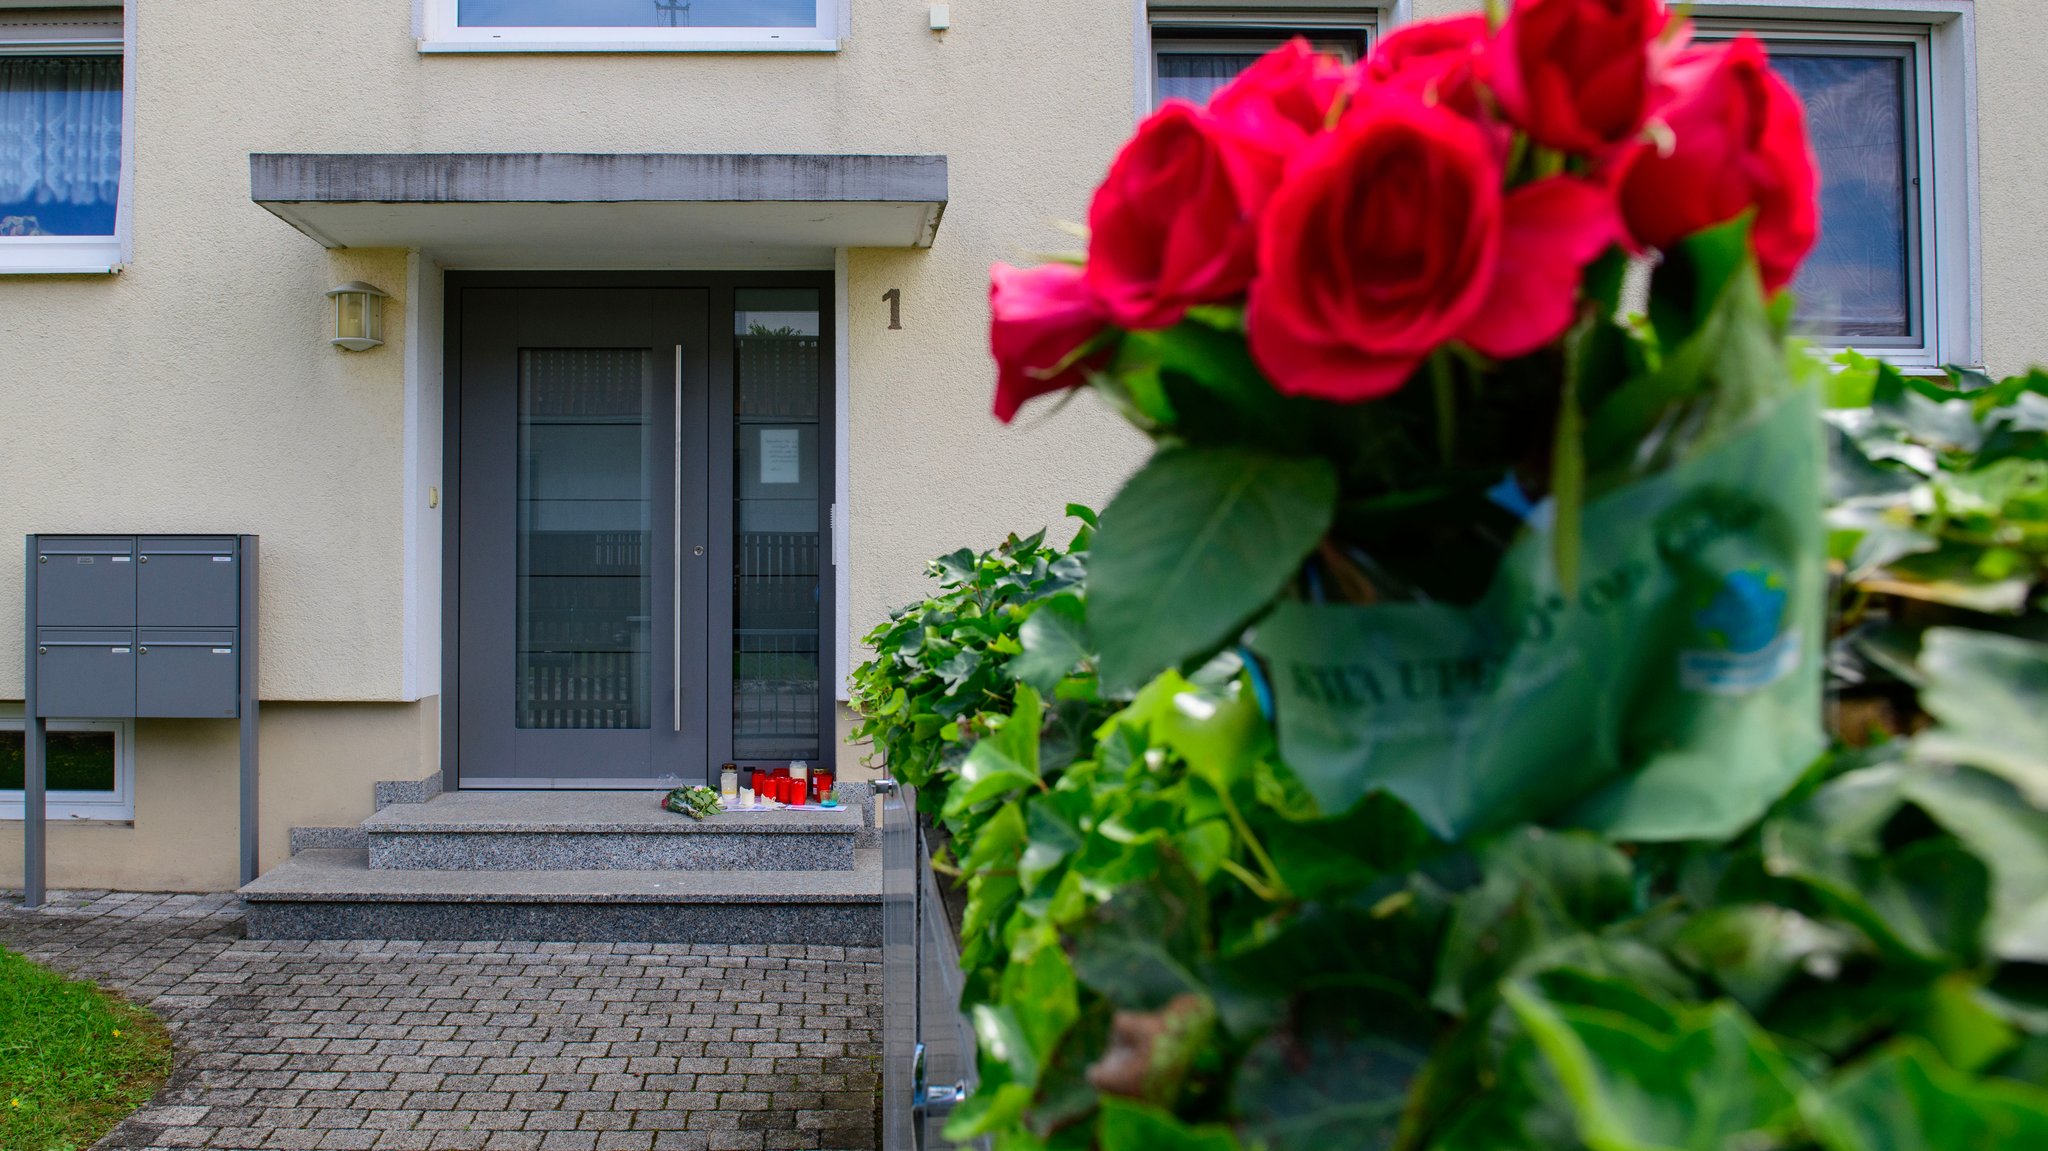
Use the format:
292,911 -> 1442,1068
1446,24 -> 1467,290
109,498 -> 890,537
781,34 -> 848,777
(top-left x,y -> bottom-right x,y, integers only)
674,344 -> 683,734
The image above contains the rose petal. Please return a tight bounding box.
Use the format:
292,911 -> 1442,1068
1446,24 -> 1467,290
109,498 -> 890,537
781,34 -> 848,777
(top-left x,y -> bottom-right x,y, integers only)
1460,177 -> 1623,360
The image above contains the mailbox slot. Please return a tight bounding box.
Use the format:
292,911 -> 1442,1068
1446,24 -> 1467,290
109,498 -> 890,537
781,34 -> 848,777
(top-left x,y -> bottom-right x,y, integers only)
35,628 -> 137,718
36,538 -> 137,627
138,537 -> 238,627
138,628 -> 240,719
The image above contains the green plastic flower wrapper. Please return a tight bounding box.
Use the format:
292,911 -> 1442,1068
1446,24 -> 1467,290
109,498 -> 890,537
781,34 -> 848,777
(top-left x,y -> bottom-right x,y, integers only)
1254,388 -> 1826,842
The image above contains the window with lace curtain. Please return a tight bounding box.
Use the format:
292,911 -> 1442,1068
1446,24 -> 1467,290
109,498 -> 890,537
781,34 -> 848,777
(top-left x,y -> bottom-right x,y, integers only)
1697,15 -> 1967,369
0,5 -> 124,274
1147,4 -> 1375,110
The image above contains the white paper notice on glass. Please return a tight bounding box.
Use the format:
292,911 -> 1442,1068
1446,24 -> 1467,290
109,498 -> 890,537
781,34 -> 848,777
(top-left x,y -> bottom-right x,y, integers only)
759,429 -> 802,485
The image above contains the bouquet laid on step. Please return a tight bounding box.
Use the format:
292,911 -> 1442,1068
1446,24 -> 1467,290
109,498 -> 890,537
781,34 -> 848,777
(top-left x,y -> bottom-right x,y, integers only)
990,0 -> 1827,842
662,785 -> 724,821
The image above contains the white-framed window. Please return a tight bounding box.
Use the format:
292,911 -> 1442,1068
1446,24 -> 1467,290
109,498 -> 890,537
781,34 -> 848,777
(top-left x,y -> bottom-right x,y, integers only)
420,0 -> 845,53
1143,3 -> 1379,111
1693,3 -> 1980,371
0,710 -> 134,822
0,5 -> 126,275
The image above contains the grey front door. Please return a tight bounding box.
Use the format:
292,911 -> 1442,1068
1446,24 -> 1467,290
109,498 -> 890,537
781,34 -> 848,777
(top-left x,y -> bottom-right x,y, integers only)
456,288 -> 711,787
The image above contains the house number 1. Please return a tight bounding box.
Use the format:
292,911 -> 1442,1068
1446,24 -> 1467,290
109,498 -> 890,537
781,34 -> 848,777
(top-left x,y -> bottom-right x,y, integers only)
883,288 -> 903,330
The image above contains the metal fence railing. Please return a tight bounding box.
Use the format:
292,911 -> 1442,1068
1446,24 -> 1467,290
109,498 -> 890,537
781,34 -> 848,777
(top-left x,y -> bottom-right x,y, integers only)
880,780 -> 981,1151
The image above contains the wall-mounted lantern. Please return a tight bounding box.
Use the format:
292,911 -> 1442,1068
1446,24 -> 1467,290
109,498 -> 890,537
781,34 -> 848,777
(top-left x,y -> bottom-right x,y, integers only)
326,281 -> 389,351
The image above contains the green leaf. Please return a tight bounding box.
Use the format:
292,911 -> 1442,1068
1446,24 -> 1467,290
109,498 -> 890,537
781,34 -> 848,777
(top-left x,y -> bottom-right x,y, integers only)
1762,765 -> 1989,966
1913,975 -> 2020,1074
1903,767 -> 2048,965
1504,985 -> 1808,1151
1232,987 -> 1432,1151
1432,830 -> 1634,1016
1008,595 -> 1093,695
1914,628 -> 2048,807
1096,1099 -> 1242,1151
933,547 -> 979,584
1069,857 -> 1210,1011
1811,1041 -> 2048,1151
999,941 -> 1081,1074
1671,904 -> 1863,1016
1647,214 -> 1756,350
1088,447 -> 1337,692
1019,801 -> 1083,894
943,685 -> 1045,817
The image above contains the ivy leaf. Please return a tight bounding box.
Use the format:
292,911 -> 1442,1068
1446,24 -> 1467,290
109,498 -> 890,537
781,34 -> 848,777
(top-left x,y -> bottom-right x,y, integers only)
1008,594 -> 1093,695
942,685 -> 1044,818
1503,985 -> 1808,1151
1762,765 -> 1989,966
1903,768 -> 2048,965
1811,1041 -> 2048,1151
1914,628 -> 2048,807
1232,987 -> 1432,1151
1096,1099 -> 1243,1151
1671,904 -> 1864,1016
1019,801 -> 1083,894
932,547 -> 979,584
1088,447 -> 1338,692
1433,830 -> 1634,1016
1070,857 -> 1209,1011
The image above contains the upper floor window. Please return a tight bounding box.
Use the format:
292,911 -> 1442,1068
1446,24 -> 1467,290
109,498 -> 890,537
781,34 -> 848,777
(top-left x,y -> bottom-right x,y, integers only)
1147,5 -> 1375,109
0,6 -> 124,274
1696,11 -> 1976,370
422,0 -> 842,52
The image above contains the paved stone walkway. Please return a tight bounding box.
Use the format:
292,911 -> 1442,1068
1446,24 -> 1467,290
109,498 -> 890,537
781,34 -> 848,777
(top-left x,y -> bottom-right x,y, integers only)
0,892 -> 881,1151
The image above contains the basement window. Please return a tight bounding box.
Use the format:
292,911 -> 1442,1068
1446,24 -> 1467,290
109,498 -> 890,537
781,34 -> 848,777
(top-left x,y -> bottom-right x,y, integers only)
0,716 -> 134,822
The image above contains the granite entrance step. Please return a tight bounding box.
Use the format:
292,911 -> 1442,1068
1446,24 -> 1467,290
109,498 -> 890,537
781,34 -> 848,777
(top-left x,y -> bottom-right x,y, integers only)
361,789 -> 860,871
239,846 -> 884,944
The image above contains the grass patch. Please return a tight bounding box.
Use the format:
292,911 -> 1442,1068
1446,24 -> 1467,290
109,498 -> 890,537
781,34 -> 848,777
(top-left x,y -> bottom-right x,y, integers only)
0,947 -> 172,1151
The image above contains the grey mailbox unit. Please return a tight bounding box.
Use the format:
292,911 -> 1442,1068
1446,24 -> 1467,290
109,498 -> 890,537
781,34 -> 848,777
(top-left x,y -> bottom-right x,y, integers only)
22,535 -> 260,909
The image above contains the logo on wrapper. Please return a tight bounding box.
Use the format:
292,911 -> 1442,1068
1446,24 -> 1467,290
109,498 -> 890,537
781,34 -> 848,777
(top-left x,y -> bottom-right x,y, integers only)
1680,568 -> 1799,695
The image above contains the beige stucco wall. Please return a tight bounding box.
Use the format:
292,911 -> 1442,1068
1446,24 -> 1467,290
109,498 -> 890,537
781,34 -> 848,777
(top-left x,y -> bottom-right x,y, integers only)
0,701 -> 433,891
3,0 -> 2042,889
0,0 -> 1151,709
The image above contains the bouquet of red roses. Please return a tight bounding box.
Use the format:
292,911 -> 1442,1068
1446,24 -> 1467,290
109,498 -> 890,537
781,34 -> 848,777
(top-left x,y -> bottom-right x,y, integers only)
988,0 -> 1830,841
993,4 -> 1813,417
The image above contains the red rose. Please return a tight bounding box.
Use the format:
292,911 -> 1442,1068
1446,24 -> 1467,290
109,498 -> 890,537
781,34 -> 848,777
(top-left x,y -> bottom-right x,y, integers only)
1366,14 -> 1493,119
1248,95 -> 1621,401
1207,39 -> 1354,201
1491,0 -> 1671,154
1086,102 -> 1259,330
1618,36 -> 1818,291
989,262 -> 1111,423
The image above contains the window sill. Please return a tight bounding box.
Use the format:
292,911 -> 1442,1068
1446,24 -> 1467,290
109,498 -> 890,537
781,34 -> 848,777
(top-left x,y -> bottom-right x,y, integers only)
0,811 -> 132,825
418,38 -> 841,54
0,237 -> 122,276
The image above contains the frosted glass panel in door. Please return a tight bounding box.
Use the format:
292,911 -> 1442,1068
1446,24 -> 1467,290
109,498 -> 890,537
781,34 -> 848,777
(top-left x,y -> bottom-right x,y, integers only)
459,0 -> 816,27
733,290 -> 821,761
517,349 -> 653,730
